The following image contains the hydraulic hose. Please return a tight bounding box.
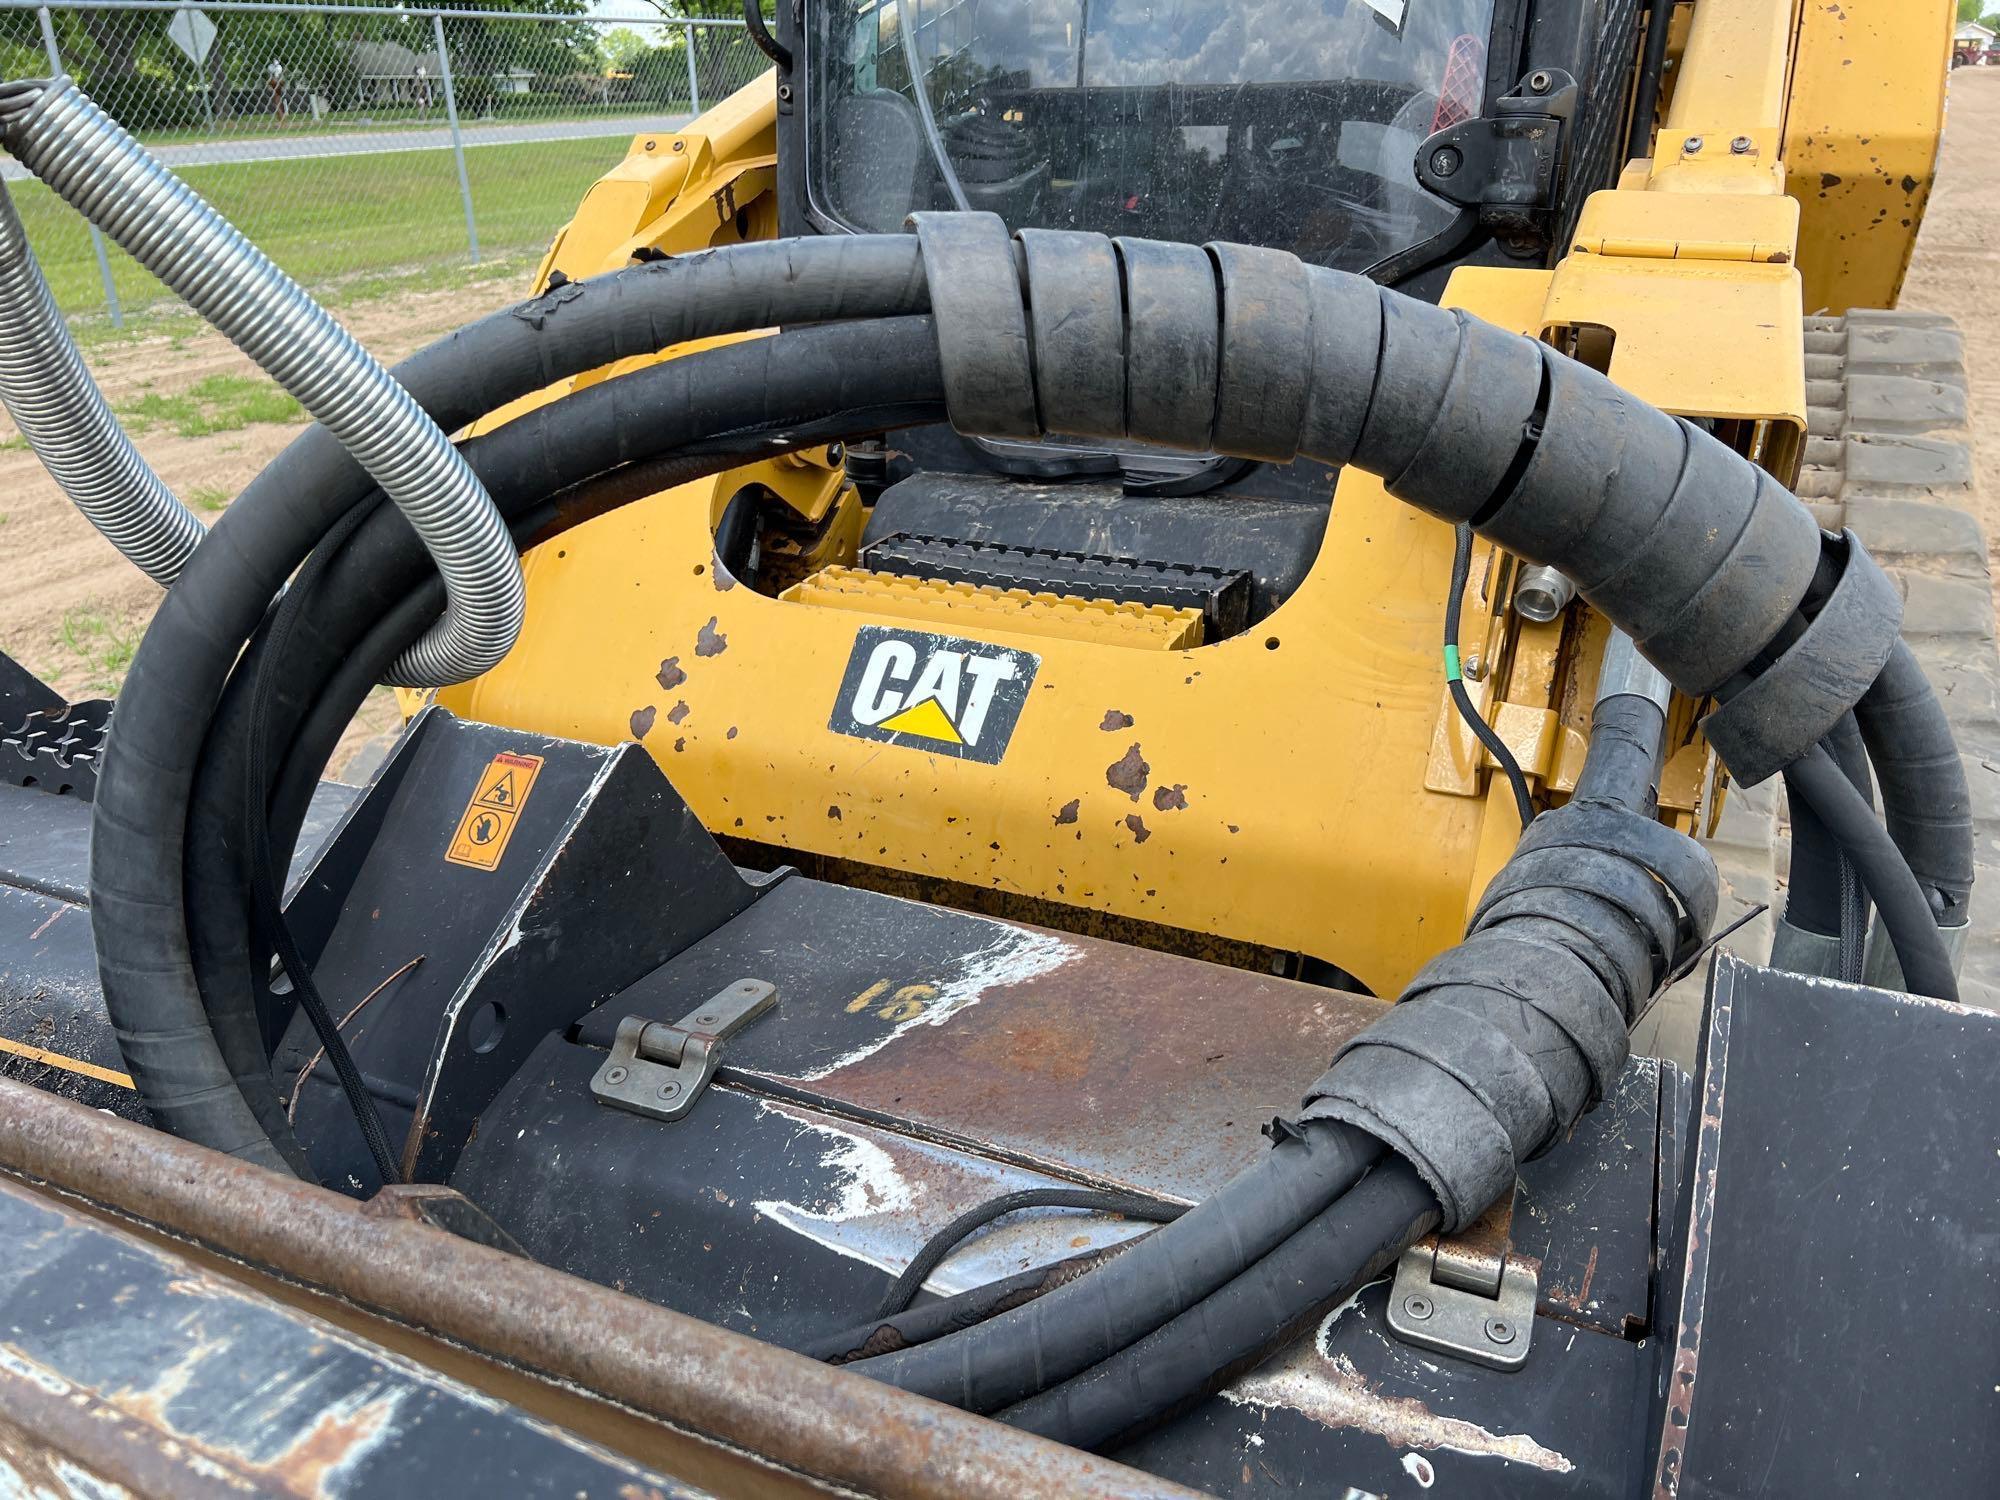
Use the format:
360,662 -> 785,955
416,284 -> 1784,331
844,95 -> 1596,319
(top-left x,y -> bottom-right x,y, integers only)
186,338 -> 946,1169
0,74 -> 519,686
90,242 -> 932,1167
87,219 -> 1964,1416
0,178 -> 202,585
999,1160 -> 1438,1453
1783,744 -> 1957,1000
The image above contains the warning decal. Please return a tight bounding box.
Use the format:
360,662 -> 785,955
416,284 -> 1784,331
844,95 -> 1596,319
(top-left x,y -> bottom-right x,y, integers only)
446,751 -> 544,870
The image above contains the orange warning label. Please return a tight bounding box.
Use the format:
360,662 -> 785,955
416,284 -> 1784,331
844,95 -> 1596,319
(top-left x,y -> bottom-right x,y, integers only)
446,751 -> 544,870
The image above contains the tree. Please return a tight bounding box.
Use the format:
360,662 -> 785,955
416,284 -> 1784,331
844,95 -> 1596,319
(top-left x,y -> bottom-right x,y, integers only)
639,0 -> 777,107
1961,0 -> 1986,23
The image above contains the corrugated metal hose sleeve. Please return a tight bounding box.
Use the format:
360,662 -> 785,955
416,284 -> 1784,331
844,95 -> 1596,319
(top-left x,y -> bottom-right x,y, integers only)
0,176 -> 202,585
0,75 -> 520,686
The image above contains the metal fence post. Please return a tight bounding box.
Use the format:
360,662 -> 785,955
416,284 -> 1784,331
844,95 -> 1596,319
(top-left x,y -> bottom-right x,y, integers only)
431,11 -> 480,264
34,4 -> 122,327
684,22 -> 700,116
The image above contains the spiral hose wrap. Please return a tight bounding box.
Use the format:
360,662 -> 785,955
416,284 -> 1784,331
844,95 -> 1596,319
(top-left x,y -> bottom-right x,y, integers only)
0,76 -> 520,685
0,178 -> 201,585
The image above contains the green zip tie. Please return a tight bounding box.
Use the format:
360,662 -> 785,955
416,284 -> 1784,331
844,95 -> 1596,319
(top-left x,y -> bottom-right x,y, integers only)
1443,643 -> 1462,683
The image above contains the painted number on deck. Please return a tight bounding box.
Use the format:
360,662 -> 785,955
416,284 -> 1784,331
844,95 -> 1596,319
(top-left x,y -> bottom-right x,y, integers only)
445,751 -> 544,871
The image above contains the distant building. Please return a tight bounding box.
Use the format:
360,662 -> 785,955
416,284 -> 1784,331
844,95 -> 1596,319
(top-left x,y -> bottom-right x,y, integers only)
347,39 -> 446,104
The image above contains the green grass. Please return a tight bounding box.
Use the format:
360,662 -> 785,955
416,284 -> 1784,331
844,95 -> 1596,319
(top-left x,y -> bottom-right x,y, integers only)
55,604 -> 138,695
186,484 -> 233,513
14,135 -> 617,321
115,372 -> 301,438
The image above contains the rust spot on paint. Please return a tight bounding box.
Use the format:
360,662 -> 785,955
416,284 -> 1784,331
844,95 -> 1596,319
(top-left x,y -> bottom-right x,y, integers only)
695,618 -> 728,657
1153,784 -> 1188,812
1100,709 -> 1134,731
828,805 -> 843,821
727,726 -> 738,740
1819,171 -> 1841,190
1106,743 -> 1149,800
656,657 -> 686,690
667,701 -> 690,725
629,706 -> 657,739
673,737 -> 687,752
1900,174 -> 1919,193
1054,798 -> 1080,826
1124,814 -> 1151,844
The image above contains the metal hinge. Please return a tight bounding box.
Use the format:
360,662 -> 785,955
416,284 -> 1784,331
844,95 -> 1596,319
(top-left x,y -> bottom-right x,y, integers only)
1414,68 -> 1579,257
1387,1182 -> 1539,1371
589,978 -> 777,1122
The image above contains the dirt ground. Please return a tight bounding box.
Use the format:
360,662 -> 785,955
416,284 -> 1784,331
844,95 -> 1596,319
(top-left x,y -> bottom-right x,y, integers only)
0,273 -> 529,766
1903,66 -> 2000,599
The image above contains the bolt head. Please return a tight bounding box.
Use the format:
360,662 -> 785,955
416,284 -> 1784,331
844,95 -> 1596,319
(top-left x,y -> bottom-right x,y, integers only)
1528,70 -> 1552,92
695,1014 -> 718,1026
1484,1317 -> 1516,1345
1729,135 -> 1754,154
1683,135 -> 1704,154
1429,147 -> 1462,179
604,1066 -> 628,1085
1402,1294 -> 1434,1321
777,82 -> 793,101
658,1081 -> 681,1099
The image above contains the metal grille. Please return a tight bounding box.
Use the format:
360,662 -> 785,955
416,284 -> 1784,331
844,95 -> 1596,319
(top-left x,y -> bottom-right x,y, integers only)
0,1 -> 774,326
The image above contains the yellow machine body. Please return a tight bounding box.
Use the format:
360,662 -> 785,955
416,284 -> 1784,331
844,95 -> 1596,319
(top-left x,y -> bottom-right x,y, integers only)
426,0 -> 1952,998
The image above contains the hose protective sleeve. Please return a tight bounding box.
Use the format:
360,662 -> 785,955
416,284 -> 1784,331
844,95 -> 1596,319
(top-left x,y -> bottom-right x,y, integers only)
914,213 -> 1825,700
1704,531 -> 1903,787
1301,798 -> 1716,1228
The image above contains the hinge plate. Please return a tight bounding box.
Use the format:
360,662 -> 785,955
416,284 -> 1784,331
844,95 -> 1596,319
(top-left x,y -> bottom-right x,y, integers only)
1387,1185 -> 1539,1371
590,978 -> 776,1122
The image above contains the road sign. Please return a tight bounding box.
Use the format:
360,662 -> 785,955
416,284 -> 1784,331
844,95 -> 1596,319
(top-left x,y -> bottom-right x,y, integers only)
167,8 -> 217,68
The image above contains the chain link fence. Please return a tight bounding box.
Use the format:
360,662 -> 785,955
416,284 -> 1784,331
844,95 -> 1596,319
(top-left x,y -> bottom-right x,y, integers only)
0,1 -> 774,326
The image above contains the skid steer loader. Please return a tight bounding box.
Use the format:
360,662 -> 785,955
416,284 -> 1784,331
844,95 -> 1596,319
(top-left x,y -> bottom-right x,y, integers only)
0,0 -> 1991,1495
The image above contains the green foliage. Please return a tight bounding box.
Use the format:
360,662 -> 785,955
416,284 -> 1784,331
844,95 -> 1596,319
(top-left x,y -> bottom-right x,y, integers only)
1961,0 -> 1985,22
186,484 -> 234,513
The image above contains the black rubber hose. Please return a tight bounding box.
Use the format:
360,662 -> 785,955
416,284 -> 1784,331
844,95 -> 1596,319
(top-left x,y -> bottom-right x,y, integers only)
850,1125 -> 1381,1411
1446,523 -> 1535,828
806,1238 -> 1153,1365
1784,744 -> 1957,1001
874,1189 -> 1186,1322
244,497 -> 402,1184
1571,691 -> 1665,812
176,337 -> 947,1159
92,242 -> 930,1162
1781,713 -> 1871,944
998,1160 -> 1439,1453
1854,640 -> 1974,928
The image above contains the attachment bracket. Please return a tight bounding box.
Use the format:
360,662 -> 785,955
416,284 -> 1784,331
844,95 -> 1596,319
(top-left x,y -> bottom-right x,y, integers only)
1387,1181 -> 1539,1370
590,978 -> 777,1122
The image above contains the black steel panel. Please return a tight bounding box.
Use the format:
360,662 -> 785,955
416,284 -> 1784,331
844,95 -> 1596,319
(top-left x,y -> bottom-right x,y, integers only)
1118,1278 -> 1653,1498
283,709 -> 767,1187
1660,956 -> 2000,1498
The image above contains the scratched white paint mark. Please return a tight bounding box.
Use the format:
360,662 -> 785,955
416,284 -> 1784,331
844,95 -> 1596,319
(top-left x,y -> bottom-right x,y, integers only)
791,925 -> 1082,1082
1221,1308 -> 1574,1473
1402,1451 -> 1436,1487
752,1104 -> 924,1272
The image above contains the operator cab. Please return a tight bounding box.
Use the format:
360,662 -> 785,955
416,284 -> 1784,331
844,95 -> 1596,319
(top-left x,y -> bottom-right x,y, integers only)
757,0 -> 1642,634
